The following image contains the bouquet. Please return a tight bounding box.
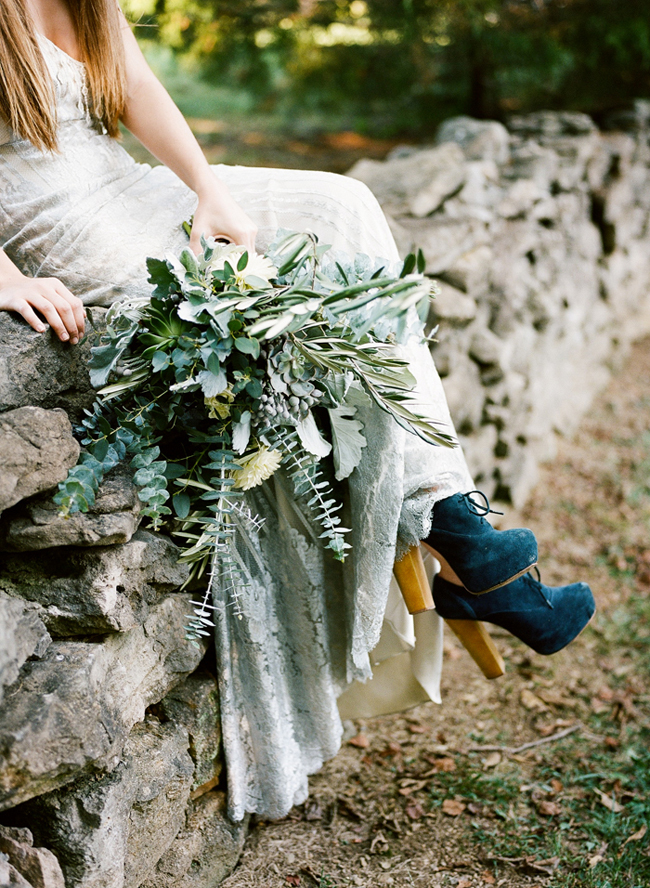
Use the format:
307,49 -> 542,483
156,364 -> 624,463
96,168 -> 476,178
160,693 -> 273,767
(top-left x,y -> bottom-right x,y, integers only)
55,231 -> 453,640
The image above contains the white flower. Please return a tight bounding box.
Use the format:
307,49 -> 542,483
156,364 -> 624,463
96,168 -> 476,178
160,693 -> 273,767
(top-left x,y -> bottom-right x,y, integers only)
232,447 -> 283,490
208,244 -> 277,290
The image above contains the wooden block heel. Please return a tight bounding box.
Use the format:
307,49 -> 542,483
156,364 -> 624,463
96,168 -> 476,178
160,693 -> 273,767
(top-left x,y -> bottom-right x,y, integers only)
444,619 -> 505,679
394,546 -> 506,680
393,544 -> 434,614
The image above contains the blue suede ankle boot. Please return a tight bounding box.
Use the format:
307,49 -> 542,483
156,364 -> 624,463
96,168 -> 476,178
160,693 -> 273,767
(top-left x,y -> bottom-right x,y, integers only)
425,491 -> 538,595
432,570 -> 595,656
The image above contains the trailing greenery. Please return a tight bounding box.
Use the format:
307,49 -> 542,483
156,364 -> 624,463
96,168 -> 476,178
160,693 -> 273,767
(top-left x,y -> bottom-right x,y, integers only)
55,230 -> 450,639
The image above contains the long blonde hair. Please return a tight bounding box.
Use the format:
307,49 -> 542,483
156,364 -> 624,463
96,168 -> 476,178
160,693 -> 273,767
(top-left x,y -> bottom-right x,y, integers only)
0,0 -> 127,151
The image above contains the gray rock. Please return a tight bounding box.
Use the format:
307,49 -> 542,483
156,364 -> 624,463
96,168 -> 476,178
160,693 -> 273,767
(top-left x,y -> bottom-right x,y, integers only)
437,116 -> 510,165
16,719 -> 194,888
0,408 -> 79,513
456,160 -> 501,209
457,424 -> 499,486
469,329 -> 508,368
429,282 -> 477,328
141,791 -> 248,888
0,313 -> 101,420
0,470 -> 141,552
0,594 -> 207,811
508,110 -> 597,138
497,179 -> 545,219
438,359 -> 485,435
157,672 -> 222,792
439,245 -> 493,295
0,530 -> 188,636
399,216 -> 490,275
540,133 -> 601,191
0,827 -> 64,888
348,142 -> 466,218
504,141 -> 560,191
0,593 -> 50,705
0,856 -> 33,888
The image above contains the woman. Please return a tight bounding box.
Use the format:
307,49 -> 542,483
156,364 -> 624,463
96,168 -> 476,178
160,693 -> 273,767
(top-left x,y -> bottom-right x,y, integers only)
0,0 -> 594,821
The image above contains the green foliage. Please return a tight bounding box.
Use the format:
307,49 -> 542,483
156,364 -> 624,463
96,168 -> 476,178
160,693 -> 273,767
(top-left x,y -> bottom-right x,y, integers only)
56,229 -> 450,638
124,0 -> 650,137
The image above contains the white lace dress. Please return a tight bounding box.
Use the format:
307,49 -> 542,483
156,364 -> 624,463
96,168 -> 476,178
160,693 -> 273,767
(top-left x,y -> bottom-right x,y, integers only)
0,35 -> 474,821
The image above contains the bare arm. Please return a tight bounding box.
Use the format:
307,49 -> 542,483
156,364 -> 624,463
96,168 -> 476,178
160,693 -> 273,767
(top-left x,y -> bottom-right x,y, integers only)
118,15 -> 257,254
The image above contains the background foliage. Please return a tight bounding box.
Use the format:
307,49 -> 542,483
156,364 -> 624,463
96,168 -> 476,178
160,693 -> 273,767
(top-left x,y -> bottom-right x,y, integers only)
122,0 -> 650,139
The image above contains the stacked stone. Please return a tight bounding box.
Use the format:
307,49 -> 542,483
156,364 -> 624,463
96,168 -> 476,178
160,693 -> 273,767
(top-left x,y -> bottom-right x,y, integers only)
349,102 -> 650,506
0,314 -> 246,888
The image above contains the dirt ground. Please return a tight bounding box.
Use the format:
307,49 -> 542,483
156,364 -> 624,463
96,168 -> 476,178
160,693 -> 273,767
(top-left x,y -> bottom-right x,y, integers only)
221,339 -> 650,888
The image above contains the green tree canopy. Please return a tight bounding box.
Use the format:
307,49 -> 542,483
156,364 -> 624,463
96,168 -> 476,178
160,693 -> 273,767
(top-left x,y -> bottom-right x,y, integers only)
124,0 -> 650,136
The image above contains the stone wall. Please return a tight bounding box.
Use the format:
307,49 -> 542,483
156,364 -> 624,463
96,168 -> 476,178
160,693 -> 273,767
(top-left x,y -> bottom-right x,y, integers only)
2,105 -> 650,887
350,103 -> 650,505
0,316 -> 247,887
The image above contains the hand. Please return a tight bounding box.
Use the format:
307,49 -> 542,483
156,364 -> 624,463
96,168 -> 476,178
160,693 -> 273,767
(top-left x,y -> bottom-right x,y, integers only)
0,275 -> 85,343
189,177 -> 258,255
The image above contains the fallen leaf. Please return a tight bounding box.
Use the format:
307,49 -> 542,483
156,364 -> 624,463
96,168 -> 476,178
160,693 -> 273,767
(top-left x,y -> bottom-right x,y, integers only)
481,872 -> 496,885
337,797 -> 364,821
536,799 -> 562,817
383,741 -> 402,756
348,733 -> 369,748
591,697 -> 608,714
370,831 -> 388,853
456,880 -> 471,888
550,778 -> 563,794
588,842 -> 608,868
398,779 -> 428,796
622,824 -> 647,847
442,798 -> 466,817
408,721 -> 428,734
604,736 -> 620,749
433,756 -> 457,772
594,789 -> 623,813
467,801 -> 485,815
520,688 -> 549,711
539,689 -> 574,707
483,751 -> 501,770
528,856 -> 560,874
285,876 -> 301,886
304,799 -> 323,821
405,801 -> 425,820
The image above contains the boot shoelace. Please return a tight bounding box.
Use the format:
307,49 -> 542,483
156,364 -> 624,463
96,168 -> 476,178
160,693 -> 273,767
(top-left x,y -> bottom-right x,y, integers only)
523,566 -> 553,609
461,490 -> 504,520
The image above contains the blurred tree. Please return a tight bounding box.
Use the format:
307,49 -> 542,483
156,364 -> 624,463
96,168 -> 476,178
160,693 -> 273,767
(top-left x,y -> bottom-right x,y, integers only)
123,0 -> 650,135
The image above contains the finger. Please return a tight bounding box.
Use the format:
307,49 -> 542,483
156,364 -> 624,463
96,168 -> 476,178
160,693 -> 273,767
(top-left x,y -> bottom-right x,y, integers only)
53,281 -> 85,336
7,298 -> 48,334
237,226 -> 257,253
188,228 -> 202,256
25,293 -> 73,341
39,287 -> 81,341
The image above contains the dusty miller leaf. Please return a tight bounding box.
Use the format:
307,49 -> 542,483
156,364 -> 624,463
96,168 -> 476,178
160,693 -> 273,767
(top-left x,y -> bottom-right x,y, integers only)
296,412 -> 332,458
